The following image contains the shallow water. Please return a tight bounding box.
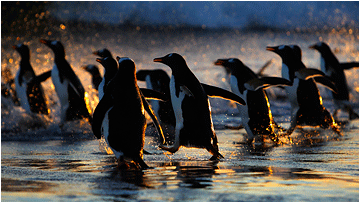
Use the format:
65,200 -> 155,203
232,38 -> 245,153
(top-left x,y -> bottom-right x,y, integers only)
1,118 -> 359,201
2,24 -> 359,201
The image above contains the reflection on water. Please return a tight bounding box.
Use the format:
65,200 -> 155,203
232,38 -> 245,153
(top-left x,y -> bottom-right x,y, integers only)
2,126 -> 358,201
2,178 -> 56,193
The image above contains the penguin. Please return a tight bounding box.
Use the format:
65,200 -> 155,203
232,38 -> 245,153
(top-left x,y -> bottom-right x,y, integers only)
13,43 -> 50,115
82,64 -> 102,91
153,53 -> 246,160
214,58 -> 292,143
93,52 -> 118,100
266,45 -> 340,135
136,69 -> 176,140
92,57 -> 166,169
40,39 -> 92,127
309,42 -> 359,120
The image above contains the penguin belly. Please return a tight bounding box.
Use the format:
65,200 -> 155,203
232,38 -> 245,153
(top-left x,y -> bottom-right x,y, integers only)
284,78 -> 300,117
98,79 -> 105,100
51,64 -> 70,122
15,72 -> 32,114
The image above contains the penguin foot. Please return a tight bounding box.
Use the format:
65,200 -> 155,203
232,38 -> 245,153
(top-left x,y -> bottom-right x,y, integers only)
159,145 -> 179,154
206,146 -> 224,160
117,159 -> 130,170
225,124 -> 244,130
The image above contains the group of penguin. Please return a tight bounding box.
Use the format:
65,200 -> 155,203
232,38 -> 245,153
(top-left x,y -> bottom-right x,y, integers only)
7,39 -> 359,169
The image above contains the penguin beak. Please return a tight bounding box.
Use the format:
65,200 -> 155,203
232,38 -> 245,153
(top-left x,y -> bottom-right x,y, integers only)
153,57 -> 164,63
308,45 -> 316,49
214,59 -> 227,66
266,46 -> 276,52
95,58 -> 102,63
39,39 -> 50,45
93,51 -> 99,55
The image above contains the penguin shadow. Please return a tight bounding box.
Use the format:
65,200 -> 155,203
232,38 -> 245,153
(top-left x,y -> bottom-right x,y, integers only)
234,136 -> 277,156
90,167 -> 151,201
155,161 -> 218,189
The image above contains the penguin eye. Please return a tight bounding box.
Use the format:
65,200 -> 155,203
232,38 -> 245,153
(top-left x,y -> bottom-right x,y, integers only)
168,53 -> 173,58
51,41 -> 57,46
228,59 -> 234,63
279,45 -> 285,50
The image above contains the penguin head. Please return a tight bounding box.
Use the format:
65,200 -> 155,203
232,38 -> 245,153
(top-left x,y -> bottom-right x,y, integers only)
93,48 -> 112,58
40,39 -> 65,57
136,69 -> 170,91
215,58 -> 257,81
288,45 -> 302,61
214,58 -> 244,73
13,44 -> 30,59
116,56 -> 136,74
96,56 -> 118,71
309,42 -> 332,56
82,65 -> 100,76
266,45 -> 298,64
153,53 -> 188,72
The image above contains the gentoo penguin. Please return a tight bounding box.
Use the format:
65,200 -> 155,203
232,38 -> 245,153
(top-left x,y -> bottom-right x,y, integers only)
94,55 -> 118,100
153,53 -> 246,160
266,45 -> 340,135
309,42 -> 359,120
40,39 -> 92,127
13,44 -> 50,115
92,57 -> 165,169
214,58 -> 292,143
136,69 -> 176,140
82,64 -> 102,91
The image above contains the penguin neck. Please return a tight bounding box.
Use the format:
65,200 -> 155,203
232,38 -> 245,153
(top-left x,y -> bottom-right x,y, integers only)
103,58 -> 118,79
281,62 -> 294,82
321,51 -> 339,71
19,57 -> 31,69
54,53 -> 66,64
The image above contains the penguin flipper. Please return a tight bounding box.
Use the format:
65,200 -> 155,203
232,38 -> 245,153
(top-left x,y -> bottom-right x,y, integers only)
256,59 -> 273,77
314,76 -> 338,93
60,63 -> 86,98
340,62 -> 359,70
34,70 -> 52,83
92,92 -> 113,139
245,77 -> 292,91
295,68 -> 325,80
201,83 -> 246,105
140,88 -> 169,101
141,93 -> 166,145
